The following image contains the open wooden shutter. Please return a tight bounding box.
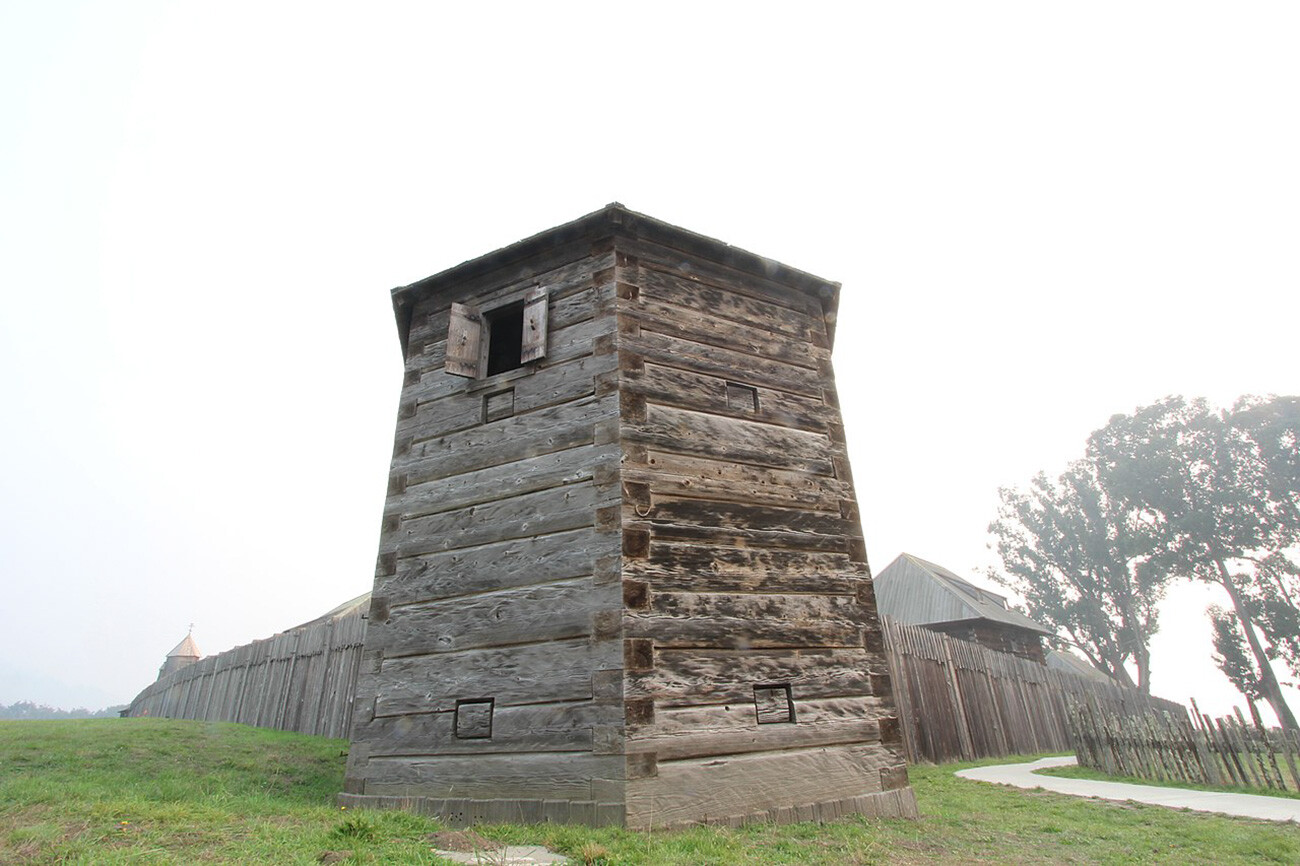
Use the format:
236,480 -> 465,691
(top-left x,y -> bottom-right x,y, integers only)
446,302 -> 482,378
521,287 -> 548,364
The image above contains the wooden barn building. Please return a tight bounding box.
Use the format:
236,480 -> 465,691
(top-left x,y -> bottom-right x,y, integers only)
873,553 -> 1052,663
338,205 -> 917,828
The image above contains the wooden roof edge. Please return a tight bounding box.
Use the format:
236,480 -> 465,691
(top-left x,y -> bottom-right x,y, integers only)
927,615 -> 1056,638
280,591 -> 372,634
389,203 -> 842,347
882,552 -> 1055,637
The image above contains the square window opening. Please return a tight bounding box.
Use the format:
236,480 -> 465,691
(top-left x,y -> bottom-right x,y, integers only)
445,288 -> 547,380
485,302 -> 526,376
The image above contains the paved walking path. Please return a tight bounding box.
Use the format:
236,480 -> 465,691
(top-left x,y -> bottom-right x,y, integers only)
431,845 -> 568,865
957,755 -> 1300,823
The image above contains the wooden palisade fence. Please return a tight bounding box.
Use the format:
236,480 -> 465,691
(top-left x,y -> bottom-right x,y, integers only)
881,616 -> 1183,764
125,603 -> 366,739
1067,692 -> 1300,792
128,606 -> 1169,766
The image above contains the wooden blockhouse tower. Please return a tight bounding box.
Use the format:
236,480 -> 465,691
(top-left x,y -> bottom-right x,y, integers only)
340,205 -> 917,828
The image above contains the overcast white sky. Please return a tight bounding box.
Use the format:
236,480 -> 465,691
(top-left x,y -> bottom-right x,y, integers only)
2,2 -> 1297,721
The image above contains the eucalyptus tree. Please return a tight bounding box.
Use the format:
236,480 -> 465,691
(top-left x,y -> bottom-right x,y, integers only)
1209,605 -> 1267,725
989,459 -> 1168,692
1203,397 -> 1300,711
1089,396 -> 1300,731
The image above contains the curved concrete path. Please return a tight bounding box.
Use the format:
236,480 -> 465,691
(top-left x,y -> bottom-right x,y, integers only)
957,756 -> 1300,823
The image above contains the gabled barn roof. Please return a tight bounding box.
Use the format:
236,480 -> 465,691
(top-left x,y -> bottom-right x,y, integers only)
873,553 -> 1053,636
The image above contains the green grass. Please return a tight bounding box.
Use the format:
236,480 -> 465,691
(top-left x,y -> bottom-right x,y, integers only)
1038,762 -> 1300,800
1,720 -> 1297,864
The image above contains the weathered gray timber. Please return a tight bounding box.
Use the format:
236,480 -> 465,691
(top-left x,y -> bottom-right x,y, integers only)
126,591 -> 1189,784
875,554 -> 1053,663
339,205 -> 917,828
124,597 -> 367,739
1068,695 -> 1300,792
881,616 -> 1187,764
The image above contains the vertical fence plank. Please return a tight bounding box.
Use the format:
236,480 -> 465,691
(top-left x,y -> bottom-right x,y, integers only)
877,617 -> 1151,764
132,604 -> 1238,778
1068,692 -> 1299,793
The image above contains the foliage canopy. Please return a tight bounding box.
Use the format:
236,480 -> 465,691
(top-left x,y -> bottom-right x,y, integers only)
991,395 -> 1300,728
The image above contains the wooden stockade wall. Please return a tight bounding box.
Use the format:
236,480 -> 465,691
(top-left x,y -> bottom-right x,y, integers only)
125,606 -> 366,739
881,616 -> 1185,764
1068,694 -> 1300,792
125,602 -> 1185,774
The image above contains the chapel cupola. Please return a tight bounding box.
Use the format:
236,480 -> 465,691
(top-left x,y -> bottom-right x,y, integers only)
157,630 -> 201,681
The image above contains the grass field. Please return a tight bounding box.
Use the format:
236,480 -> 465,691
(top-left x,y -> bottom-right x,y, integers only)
2,719 -> 1297,864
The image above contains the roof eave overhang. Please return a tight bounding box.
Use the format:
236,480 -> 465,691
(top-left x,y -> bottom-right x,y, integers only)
930,617 -> 1055,638
389,203 -> 841,355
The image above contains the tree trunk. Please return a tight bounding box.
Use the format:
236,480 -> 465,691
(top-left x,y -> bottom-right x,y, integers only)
1099,654 -> 1138,690
1218,560 -> 1299,732
1115,598 -> 1151,694
1133,636 -> 1151,694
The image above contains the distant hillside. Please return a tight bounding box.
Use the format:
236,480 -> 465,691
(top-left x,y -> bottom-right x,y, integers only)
0,700 -> 127,720
0,658 -> 120,711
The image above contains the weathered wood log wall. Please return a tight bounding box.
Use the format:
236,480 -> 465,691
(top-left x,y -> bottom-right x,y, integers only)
124,605 -> 366,739
613,232 -> 914,828
342,223 -> 628,826
882,616 -> 1184,764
